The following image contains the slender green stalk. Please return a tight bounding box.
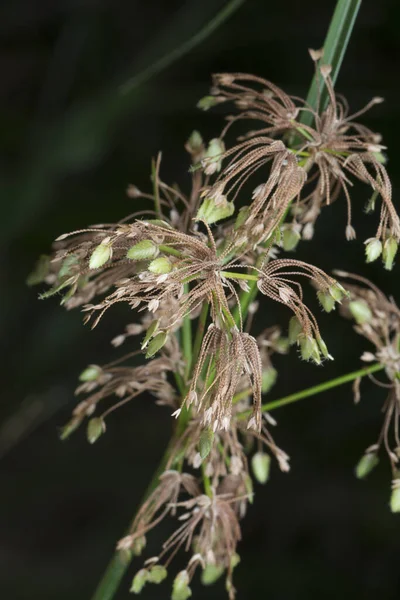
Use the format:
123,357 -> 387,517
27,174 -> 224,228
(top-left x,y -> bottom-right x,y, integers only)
182,284 -> 193,379
299,0 -> 362,129
221,271 -> 259,281
120,0 -> 246,95
159,244 -> 182,258
151,157 -> 162,218
238,363 -> 384,419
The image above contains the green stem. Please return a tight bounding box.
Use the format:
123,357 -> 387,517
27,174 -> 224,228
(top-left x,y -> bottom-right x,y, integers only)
182,284 -> 193,380
238,363 -> 384,419
299,0 -> 362,129
221,270 -> 259,281
159,244 -> 182,258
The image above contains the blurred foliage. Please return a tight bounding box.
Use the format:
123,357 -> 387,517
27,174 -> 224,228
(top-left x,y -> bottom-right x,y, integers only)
1,0 -> 400,599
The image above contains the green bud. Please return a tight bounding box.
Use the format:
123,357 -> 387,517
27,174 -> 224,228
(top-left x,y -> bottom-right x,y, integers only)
282,228 -> 301,251
202,138 -> 225,175
186,130 -> 203,151
316,336 -> 331,360
197,95 -> 219,111
234,206 -> 250,230
172,571 -> 192,600
127,240 -> 158,260
79,364 -> 102,382
230,553 -> 241,569
317,290 -> 336,313
390,482 -> 400,513
329,282 -> 348,303
199,429 -> 214,460
59,418 -> 80,441
349,300 -> 372,325
365,238 -> 382,263
299,334 -> 321,364
288,316 -> 302,345
372,151 -> 387,165
59,254 -> 79,279
251,452 -> 271,484
201,564 -> 224,585
145,331 -> 168,358
26,254 -> 50,286
141,320 -> 160,350
130,569 -> 148,594
261,367 -> 277,393
274,337 -> 290,354
89,242 -> 112,269
87,417 -> 106,444
196,196 -> 234,225
355,452 -> 379,479
147,565 -> 168,584
148,257 -> 173,274
383,237 -> 398,270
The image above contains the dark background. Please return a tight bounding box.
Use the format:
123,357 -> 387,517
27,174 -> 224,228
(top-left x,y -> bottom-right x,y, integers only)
2,1 -> 400,598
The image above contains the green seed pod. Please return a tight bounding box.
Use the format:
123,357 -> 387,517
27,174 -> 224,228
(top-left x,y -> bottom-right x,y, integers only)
349,300 -> 372,325
196,197 -> 234,225
202,138 -> 225,175
186,130 -> 203,151
274,337 -> 290,354
199,429 -> 214,460
316,336 -> 331,360
127,240 -> 158,260
234,206 -> 250,230
130,569 -> 148,594
261,367 -> 277,393
365,238 -> 382,263
141,320 -> 159,349
148,257 -> 173,274
59,418 -> 80,441
79,364 -> 102,382
317,290 -> 336,313
383,237 -> 398,271
197,95 -> 220,111
282,228 -> 301,251
89,242 -> 112,269
26,254 -> 51,286
299,334 -> 321,364
87,417 -> 105,444
58,254 -> 79,279
201,564 -> 224,585
172,571 -> 192,600
251,452 -> 271,484
288,316 -> 302,345
145,331 -> 168,358
390,481 -> 400,513
147,565 -> 168,584
329,282 -> 348,303
355,452 -> 379,479
230,553 -> 241,569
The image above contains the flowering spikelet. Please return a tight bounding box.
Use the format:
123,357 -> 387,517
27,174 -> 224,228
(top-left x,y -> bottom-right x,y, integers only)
202,62 -> 400,248
182,325 -> 263,432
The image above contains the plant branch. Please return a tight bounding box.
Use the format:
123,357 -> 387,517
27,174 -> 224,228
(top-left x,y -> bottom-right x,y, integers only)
238,363 -> 384,419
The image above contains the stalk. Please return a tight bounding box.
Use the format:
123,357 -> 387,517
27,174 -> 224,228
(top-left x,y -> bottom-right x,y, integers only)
237,363 -> 384,419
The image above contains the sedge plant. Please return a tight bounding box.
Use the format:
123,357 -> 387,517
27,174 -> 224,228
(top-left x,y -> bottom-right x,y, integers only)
29,1 -> 400,598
